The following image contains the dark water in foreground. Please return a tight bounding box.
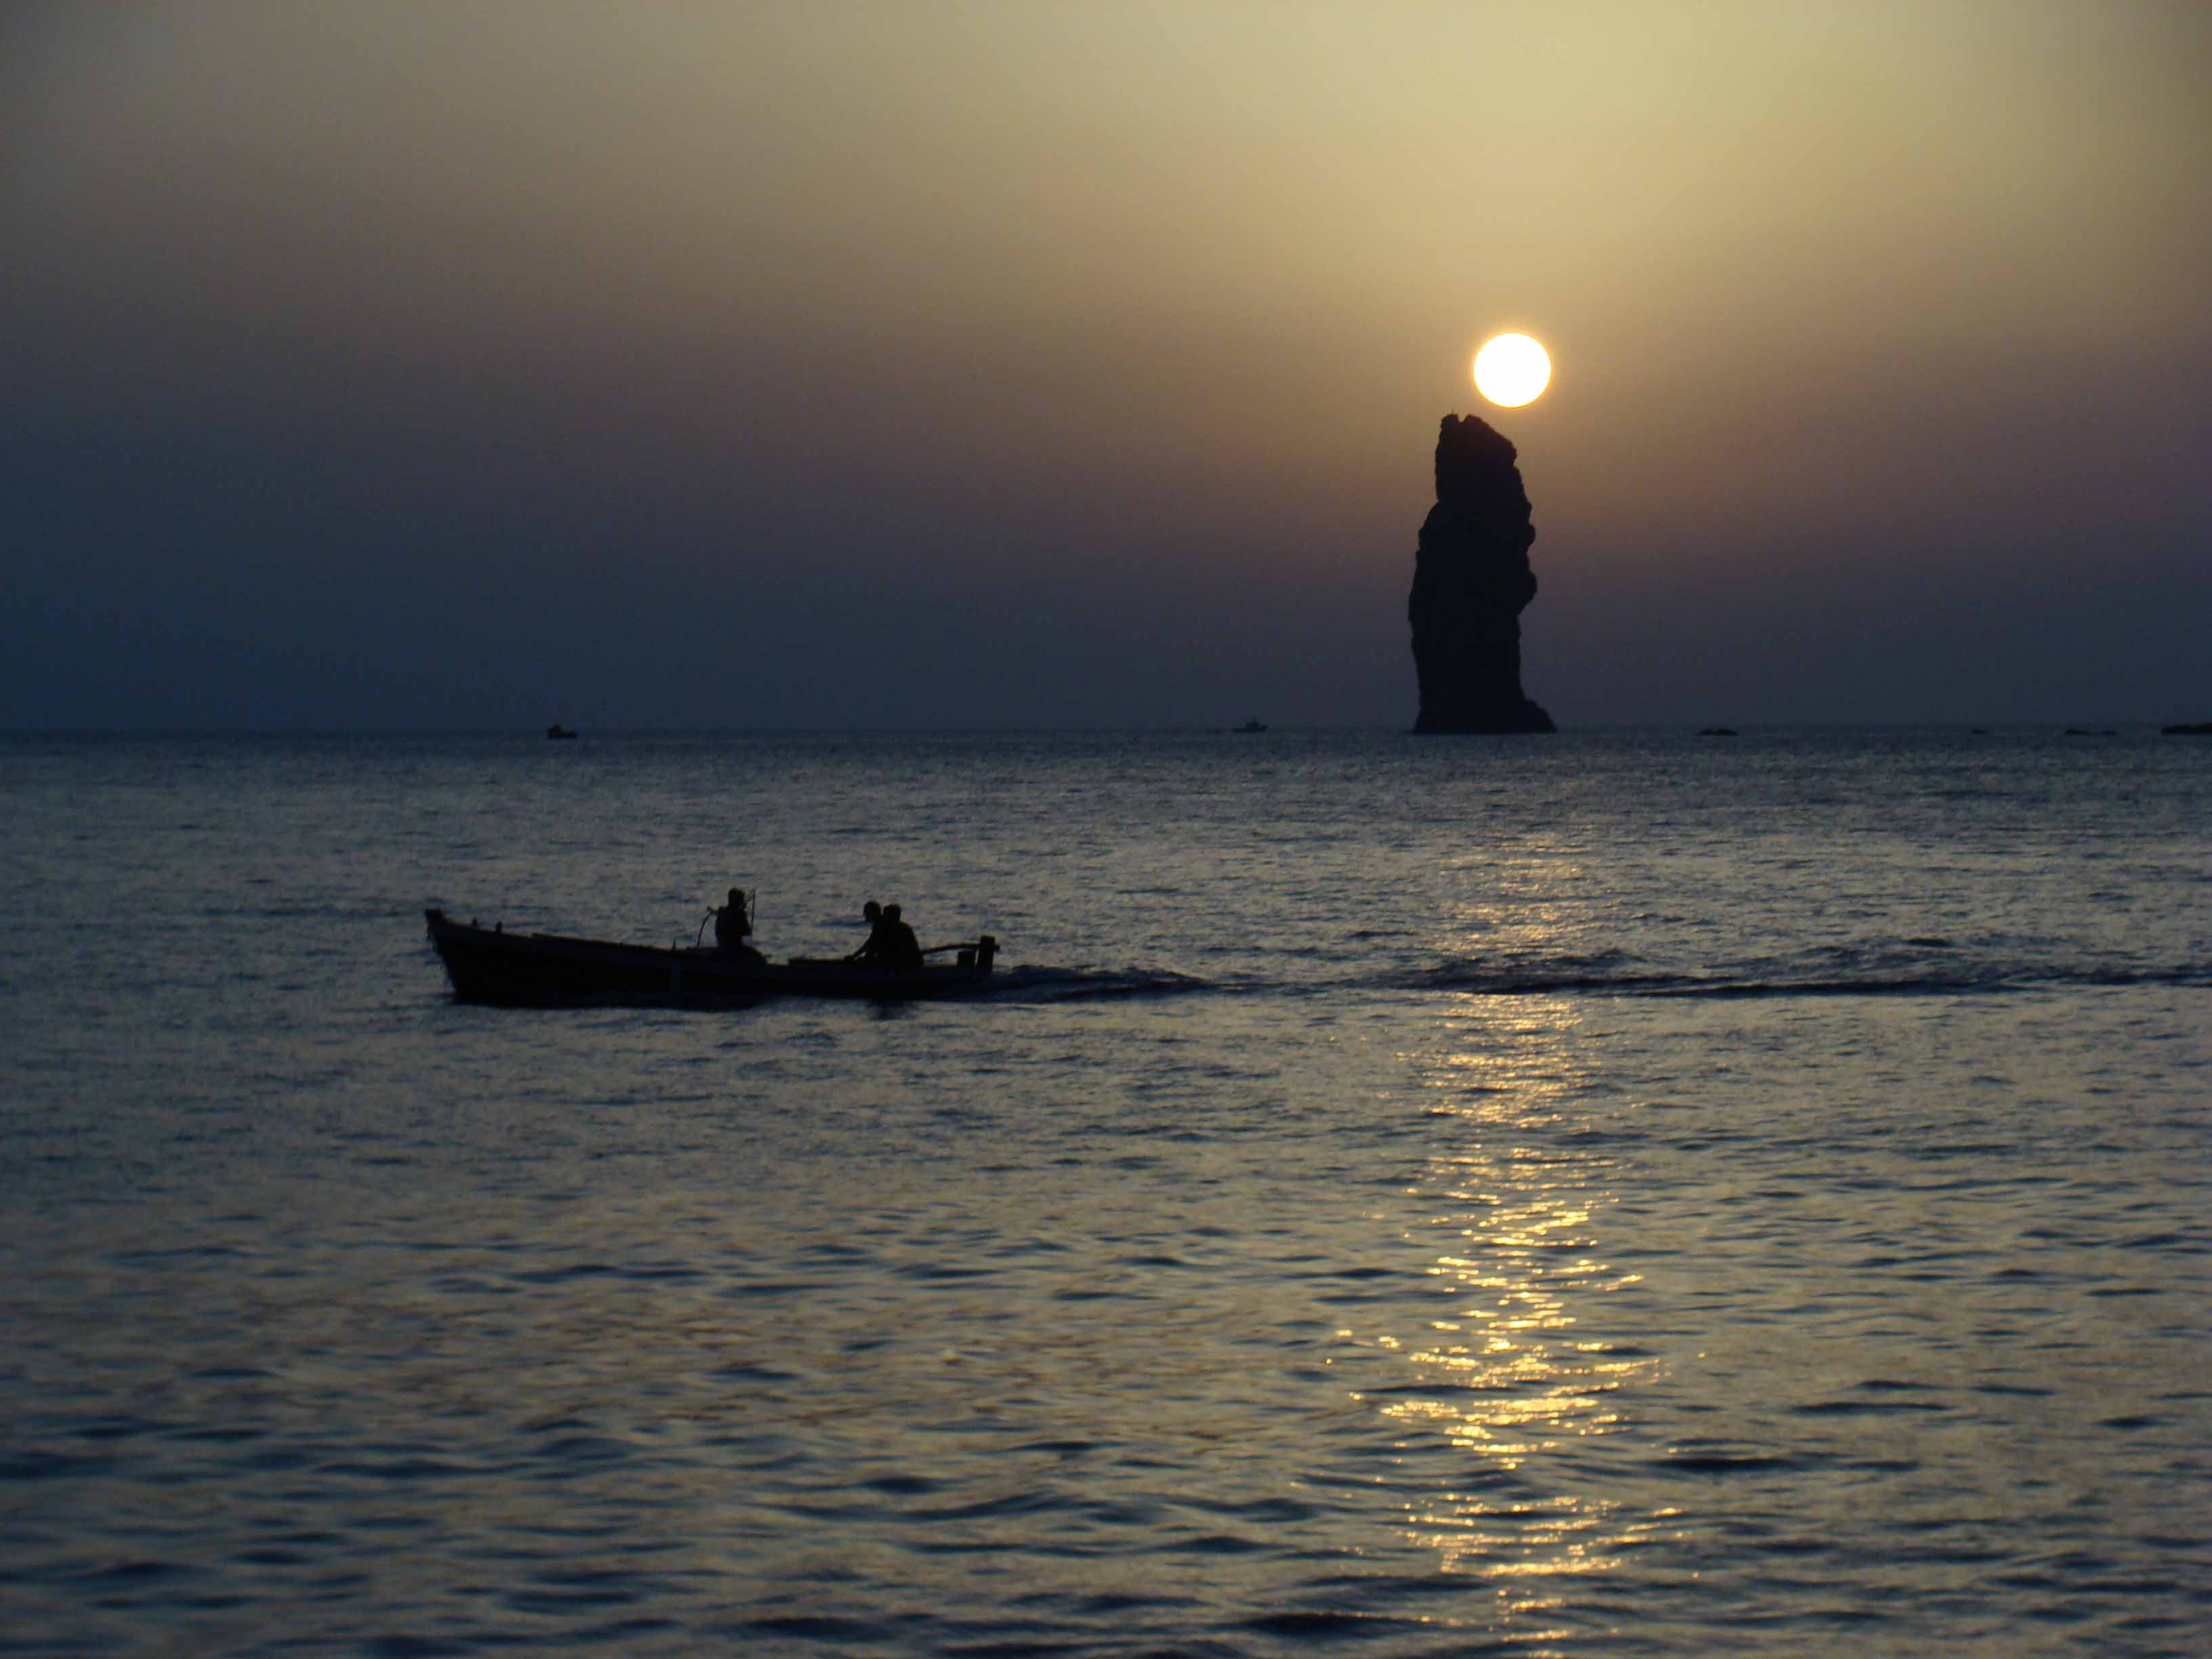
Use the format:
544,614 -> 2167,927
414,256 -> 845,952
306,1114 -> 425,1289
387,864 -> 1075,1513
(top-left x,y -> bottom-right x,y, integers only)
3,729 -> 2209,1656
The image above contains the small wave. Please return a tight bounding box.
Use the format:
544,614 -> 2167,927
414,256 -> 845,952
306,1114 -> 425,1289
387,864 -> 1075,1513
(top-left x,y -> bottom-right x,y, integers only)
1656,1450 -> 1812,1475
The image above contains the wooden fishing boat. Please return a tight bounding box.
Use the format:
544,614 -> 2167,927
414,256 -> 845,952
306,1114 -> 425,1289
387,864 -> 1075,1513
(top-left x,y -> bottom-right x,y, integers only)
425,908 -> 999,1007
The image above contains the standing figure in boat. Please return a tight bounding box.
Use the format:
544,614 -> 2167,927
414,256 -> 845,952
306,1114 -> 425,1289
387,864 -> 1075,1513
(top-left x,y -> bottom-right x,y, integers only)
714,888 -> 764,965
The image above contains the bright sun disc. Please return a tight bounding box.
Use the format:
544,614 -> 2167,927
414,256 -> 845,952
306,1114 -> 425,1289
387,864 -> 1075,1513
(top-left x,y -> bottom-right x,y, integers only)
1473,333 -> 1551,407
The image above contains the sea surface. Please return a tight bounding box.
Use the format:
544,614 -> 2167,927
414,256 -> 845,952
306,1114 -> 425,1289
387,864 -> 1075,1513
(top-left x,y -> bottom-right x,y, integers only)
3,729 -> 2208,1657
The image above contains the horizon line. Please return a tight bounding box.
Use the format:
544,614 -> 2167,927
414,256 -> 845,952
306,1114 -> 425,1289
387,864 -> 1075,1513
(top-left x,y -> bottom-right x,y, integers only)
3,722 -> 2199,738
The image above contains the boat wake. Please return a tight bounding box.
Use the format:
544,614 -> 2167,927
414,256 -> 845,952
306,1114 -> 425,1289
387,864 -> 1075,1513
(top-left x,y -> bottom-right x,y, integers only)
966,954 -> 2212,1008
1391,957 -> 2212,1001
975,966 -> 1213,1004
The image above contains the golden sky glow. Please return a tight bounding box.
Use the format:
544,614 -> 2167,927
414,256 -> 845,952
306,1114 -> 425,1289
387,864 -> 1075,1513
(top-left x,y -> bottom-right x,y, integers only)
2,1 -> 2207,726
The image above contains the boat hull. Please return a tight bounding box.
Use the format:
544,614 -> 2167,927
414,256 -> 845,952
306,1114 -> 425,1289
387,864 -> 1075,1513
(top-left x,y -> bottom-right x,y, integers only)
425,909 -> 996,1007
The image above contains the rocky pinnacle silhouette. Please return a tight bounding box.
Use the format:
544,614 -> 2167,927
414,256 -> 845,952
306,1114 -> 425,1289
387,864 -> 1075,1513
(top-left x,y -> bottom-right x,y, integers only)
1408,413 -> 1555,733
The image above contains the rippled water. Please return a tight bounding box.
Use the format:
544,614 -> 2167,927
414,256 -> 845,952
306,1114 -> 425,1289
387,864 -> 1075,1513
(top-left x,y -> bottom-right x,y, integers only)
4,730 -> 2208,1655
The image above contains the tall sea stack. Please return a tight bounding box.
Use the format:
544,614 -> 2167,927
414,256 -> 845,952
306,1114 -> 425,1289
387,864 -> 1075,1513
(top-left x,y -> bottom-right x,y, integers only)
1408,413 -> 1555,733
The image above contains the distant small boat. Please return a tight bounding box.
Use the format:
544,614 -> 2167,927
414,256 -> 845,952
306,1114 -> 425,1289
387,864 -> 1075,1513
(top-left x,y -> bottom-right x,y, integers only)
426,909 -> 999,1007
546,724 -> 579,740
1233,719 -> 1269,734
2162,722 -> 2212,736
1697,726 -> 1738,737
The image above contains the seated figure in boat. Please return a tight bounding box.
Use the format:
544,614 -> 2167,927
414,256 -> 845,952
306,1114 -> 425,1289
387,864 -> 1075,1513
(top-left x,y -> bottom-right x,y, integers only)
847,899 -> 890,962
878,903 -> 925,969
715,887 -> 765,965
846,899 -> 924,968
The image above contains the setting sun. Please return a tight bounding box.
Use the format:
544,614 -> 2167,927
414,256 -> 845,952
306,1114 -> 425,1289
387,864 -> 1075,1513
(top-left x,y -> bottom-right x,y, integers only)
1473,333 -> 1551,407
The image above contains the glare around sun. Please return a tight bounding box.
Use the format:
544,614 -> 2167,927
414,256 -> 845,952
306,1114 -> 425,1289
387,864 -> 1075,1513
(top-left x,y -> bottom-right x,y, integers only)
1473,333 -> 1551,407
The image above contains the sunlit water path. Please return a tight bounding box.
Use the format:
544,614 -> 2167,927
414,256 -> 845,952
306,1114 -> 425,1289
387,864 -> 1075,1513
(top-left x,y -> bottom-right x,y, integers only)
4,731 -> 2207,1654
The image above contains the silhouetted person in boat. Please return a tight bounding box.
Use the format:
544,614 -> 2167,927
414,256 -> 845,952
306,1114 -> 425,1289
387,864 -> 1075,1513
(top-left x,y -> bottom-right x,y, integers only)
715,888 -> 764,966
846,899 -> 893,963
878,903 -> 925,970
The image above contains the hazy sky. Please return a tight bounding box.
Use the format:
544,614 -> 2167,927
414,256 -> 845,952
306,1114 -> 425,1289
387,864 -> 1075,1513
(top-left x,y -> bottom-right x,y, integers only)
4,1 -> 2207,728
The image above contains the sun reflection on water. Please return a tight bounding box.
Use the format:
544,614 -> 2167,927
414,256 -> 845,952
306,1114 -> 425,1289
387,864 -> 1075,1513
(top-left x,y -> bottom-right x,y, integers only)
1347,989 -> 1668,1582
